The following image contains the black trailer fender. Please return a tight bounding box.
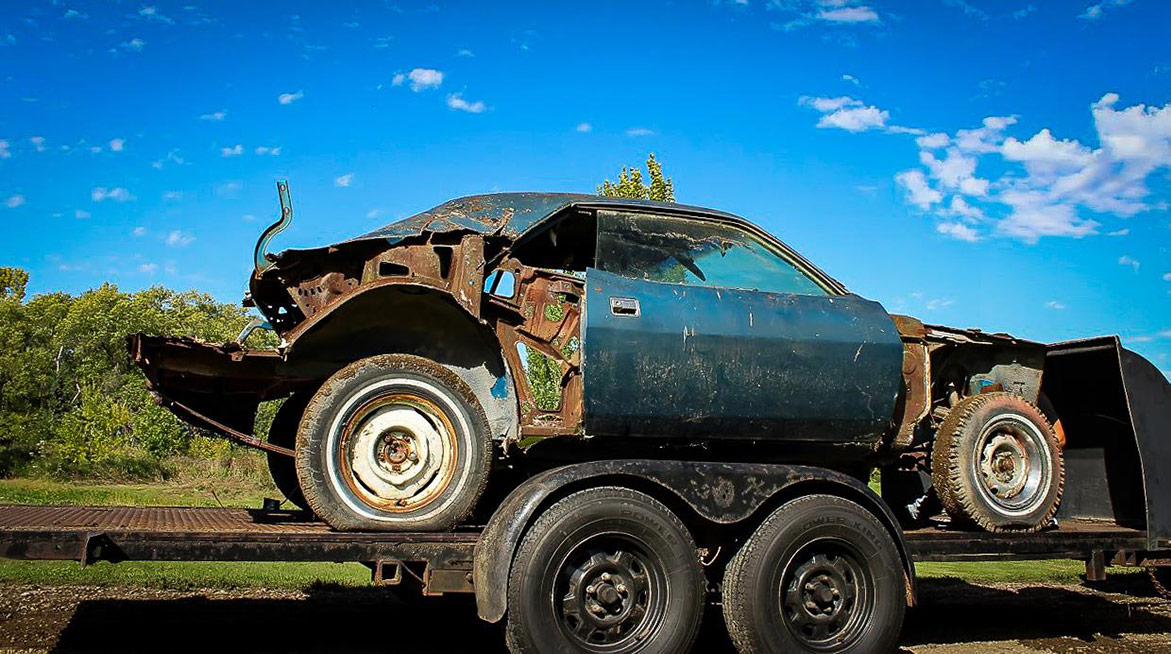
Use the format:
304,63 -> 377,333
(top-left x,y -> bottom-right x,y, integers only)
472,459 -> 916,623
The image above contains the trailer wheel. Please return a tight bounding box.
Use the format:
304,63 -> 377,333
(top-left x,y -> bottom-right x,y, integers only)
296,354 -> 492,532
505,487 -> 705,654
1149,568 -> 1171,600
932,392 -> 1063,533
722,494 -> 905,654
266,393 -> 312,511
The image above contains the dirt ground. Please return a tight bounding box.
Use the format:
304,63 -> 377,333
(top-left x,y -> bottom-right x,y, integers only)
0,577 -> 1168,653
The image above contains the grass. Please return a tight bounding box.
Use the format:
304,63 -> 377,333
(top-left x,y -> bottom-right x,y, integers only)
0,477 -> 1148,591
0,560 -> 369,590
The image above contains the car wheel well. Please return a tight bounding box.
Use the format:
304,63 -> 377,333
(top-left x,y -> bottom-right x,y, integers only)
284,284 -> 518,442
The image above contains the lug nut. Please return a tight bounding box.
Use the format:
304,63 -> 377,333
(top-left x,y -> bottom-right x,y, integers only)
601,572 -> 612,582
805,582 -> 816,592
586,584 -> 596,595
616,584 -> 627,594
805,601 -> 819,612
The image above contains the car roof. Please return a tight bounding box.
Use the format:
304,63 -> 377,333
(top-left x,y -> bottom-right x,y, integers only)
349,192 -> 749,244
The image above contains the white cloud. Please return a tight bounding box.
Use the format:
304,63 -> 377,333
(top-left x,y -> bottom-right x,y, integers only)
842,74 -> 860,86
139,263 -> 158,274
199,110 -> 226,121
255,145 -> 281,155
91,187 -> 133,202
936,221 -> 981,242
1080,0 -> 1134,20
109,138 -> 125,152
63,8 -> 87,19
405,68 -> 443,91
120,38 -> 145,51
799,95 -> 919,134
1118,255 -> 1140,271
1002,128 -> 1093,178
817,6 -> 879,23
132,226 -> 147,237
947,196 -> 984,220
457,49 -> 474,57
278,90 -> 304,105
1107,228 -> 1130,236
926,298 -> 956,310
875,94 -> 1171,242
1163,273 -> 1171,281
800,96 -> 859,113
626,127 -> 655,137
75,209 -> 91,219
221,144 -> 243,157
447,93 -> 486,113
1045,300 -> 1067,310
29,136 -> 45,152
335,173 -> 353,187
5,194 -> 25,209
165,230 -> 194,247
944,0 -> 988,19
895,169 -> 942,209
391,73 -> 406,86
138,6 -> 174,24
576,122 -> 592,133
0,140 -> 9,158
162,191 -> 183,201
916,132 -> 949,149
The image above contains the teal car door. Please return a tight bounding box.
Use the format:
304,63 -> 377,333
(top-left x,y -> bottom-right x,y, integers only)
582,210 -> 904,443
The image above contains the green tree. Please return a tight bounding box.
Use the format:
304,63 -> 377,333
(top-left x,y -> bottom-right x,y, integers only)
597,153 -> 675,203
0,269 -> 260,479
0,268 -> 28,302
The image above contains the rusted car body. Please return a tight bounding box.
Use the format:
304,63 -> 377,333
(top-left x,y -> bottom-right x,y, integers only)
129,185 -> 1171,544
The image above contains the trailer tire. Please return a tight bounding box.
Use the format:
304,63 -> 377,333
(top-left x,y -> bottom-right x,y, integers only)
505,487 -> 704,654
266,393 -> 312,511
933,392 -> 1063,533
296,354 -> 492,532
723,494 -> 904,654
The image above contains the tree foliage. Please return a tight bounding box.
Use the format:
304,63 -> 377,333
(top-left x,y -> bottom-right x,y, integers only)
597,153 -> 675,203
0,267 -> 257,479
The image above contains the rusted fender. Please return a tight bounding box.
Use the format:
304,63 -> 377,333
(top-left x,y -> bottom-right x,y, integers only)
472,459 -> 916,623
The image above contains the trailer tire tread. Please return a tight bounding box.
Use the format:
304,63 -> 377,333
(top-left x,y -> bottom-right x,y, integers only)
722,494 -> 905,654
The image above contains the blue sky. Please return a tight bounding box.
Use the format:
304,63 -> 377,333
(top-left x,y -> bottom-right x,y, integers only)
1,0 -> 1170,373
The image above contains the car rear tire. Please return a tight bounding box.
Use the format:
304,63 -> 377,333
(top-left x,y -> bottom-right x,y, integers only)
505,487 -> 705,654
932,392 -> 1064,533
266,393 -> 312,511
295,354 -> 492,532
722,494 -> 906,654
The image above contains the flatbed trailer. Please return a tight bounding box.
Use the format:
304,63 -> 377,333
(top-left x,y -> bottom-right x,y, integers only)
0,504 -> 1162,588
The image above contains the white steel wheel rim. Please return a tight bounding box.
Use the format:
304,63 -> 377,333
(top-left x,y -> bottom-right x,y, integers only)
325,377 -> 470,522
970,414 -> 1052,517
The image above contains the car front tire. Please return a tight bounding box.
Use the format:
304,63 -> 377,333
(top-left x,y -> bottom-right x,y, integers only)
295,354 -> 492,532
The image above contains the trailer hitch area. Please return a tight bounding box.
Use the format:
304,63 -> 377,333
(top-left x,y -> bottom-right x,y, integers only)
81,532 -> 123,568
372,559 -> 403,586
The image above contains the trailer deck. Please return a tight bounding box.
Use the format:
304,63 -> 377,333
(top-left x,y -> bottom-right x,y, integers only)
0,504 -> 1151,567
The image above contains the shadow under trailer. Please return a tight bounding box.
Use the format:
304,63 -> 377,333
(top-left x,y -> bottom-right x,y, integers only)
2,184 -> 1170,654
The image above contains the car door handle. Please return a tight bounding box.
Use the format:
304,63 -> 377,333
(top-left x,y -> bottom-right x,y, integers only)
609,297 -> 640,317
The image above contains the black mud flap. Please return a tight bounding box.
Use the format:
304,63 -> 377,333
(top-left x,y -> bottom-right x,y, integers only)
1045,337 -> 1171,550
127,334 -> 314,454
